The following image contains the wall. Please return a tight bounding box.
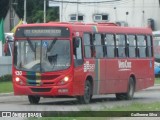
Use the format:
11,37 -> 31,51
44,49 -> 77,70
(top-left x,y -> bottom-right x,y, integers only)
0,56 -> 12,77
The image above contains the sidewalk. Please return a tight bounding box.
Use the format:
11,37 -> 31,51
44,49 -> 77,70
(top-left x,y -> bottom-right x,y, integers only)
144,84 -> 160,91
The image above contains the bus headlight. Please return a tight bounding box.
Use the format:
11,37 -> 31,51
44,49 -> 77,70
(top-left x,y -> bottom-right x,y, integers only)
16,77 -> 20,82
15,77 -> 24,85
64,76 -> 69,82
57,76 -> 71,85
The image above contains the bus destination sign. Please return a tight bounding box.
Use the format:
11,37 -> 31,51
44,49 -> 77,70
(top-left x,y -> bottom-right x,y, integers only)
24,29 -> 61,37
15,27 -> 70,38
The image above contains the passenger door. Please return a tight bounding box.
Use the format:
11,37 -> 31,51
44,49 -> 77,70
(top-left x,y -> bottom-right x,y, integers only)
73,37 -> 84,95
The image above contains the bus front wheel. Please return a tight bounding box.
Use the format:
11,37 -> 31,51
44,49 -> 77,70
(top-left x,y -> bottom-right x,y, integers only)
28,95 -> 40,104
77,80 -> 92,104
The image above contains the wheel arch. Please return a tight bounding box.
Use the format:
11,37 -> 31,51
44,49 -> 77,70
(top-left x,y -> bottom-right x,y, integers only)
85,75 -> 94,95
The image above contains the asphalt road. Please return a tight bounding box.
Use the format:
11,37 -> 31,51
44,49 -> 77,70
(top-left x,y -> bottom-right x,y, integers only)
0,85 -> 160,112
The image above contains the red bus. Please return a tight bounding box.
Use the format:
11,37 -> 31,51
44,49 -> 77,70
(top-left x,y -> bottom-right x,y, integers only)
13,22 -> 154,104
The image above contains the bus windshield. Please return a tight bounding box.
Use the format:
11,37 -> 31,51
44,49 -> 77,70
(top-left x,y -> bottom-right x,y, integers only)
14,39 -> 71,72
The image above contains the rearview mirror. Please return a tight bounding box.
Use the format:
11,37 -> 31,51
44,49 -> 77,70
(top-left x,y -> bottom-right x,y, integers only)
74,38 -> 80,48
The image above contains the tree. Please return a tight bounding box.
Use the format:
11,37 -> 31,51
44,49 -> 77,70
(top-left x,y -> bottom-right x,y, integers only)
26,0 -> 59,23
46,8 -> 59,22
14,0 -> 24,19
22,0 -> 59,23
0,0 -> 59,23
0,0 -> 9,19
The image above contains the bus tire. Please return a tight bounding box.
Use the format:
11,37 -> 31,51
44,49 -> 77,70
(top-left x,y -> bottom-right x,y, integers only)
77,80 -> 92,104
116,77 -> 135,100
28,95 -> 40,104
115,93 -> 125,100
125,77 -> 135,100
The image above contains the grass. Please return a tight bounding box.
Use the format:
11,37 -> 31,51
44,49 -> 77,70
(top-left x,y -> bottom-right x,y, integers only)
155,77 -> 160,84
0,81 -> 13,93
25,102 -> 160,120
105,102 -> 160,111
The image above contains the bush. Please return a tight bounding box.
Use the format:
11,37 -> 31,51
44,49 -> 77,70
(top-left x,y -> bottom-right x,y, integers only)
0,74 -> 12,82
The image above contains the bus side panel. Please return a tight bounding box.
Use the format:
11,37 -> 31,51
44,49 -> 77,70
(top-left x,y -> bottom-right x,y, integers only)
95,59 -> 106,94
95,59 -> 127,94
132,59 -> 154,91
73,59 -> 96,96
73,66 -> 85,95
116,59 -> 130,93
101,59 -> 118,94
147,59 -> 155,87
100,59 -> 128,94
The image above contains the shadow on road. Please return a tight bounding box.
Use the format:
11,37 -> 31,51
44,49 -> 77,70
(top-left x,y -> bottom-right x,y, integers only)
26,96 -> 149,106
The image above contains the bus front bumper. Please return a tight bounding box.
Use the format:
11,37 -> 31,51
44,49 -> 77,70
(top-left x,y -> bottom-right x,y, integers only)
13,82 -> 73,97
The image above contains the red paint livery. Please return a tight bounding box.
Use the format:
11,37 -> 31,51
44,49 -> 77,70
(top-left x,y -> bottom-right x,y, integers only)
12,22 -> 154,104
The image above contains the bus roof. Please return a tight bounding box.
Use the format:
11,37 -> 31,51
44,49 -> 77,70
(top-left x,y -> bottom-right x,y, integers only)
16,22 -> 152,35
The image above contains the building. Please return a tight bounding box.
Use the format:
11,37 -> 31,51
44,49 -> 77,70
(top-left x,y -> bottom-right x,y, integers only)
50,0 -> 160,30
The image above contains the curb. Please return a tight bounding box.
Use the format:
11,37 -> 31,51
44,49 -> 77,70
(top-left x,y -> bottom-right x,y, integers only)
154,84 -> 160,86
144,84 -> 160,91
0,92 -> 13,97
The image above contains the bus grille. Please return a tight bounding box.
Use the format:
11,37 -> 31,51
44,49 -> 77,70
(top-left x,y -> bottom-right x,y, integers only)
27,80 -> 55,86
23,74 -> 60,80
24,72 -> 60,86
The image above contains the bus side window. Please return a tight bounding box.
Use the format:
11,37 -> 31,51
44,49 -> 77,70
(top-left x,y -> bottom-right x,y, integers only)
105,34 -> 115,58
73,37 -> 83,67
147,35 -> 153,57
128,35 -> 136,58
94,34 -> 104,58
83,33 -> 93,58
137,35 -> 147,58
116,34 -> 126,58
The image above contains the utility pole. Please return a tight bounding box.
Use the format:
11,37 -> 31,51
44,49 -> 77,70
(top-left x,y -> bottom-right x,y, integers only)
126,12 -> 129,23
24,0 -> 26,23
114,7 -> 117,22
61,0 -> 63,22
142,0 -> 145,27
10,0 -> 14,30
76,0 -> 79,21
44,0 -> 46,23
132,0 -> 135,26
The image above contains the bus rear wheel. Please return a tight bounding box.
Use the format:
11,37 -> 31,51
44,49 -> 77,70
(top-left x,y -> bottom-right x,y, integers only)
28,95 -> 40,104
126,77 -> 135,100
77,80 -> 92,104
116,77 -> 135,100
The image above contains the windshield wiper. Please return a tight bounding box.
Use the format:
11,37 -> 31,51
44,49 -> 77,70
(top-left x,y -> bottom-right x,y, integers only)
47,38 -> 57,52
27,37 -> 35,52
